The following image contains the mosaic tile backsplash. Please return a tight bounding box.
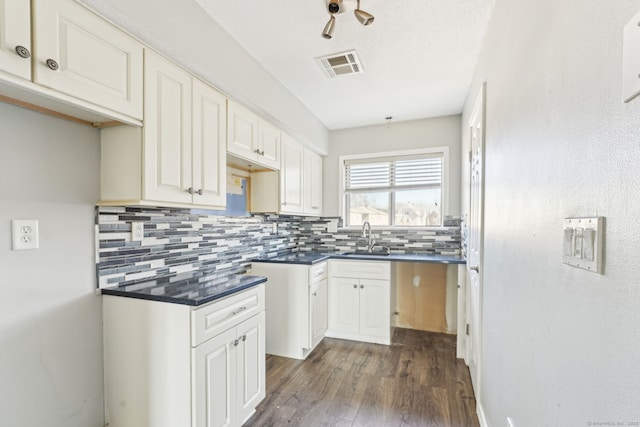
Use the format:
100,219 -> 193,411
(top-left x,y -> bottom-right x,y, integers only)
96,206 -> 461,288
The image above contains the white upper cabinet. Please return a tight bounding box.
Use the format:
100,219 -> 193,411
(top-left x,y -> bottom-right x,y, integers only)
192,79 -> 227,207
101,50 -> 227,209
303,148 -> 323,215
280,133 -> 304,214
31,0 -> 143,119
143,50 -> 193,205
0,0 -> 31,80
227,99 -> 281,170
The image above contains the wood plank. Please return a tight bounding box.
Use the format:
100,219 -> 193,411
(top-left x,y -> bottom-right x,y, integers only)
396,263 -> 449,333
245,329 -> 479,427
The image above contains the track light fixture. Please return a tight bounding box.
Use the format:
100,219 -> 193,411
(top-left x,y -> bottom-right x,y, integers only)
321,0 -> 374,39
322,14 -> 336,39
354,0 -> 374,26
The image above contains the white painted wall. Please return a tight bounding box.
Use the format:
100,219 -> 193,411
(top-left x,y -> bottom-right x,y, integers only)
461,0 -> 640,425
324,115 -> 462,217
78,0 -> 330,155
0,104 -> 104,426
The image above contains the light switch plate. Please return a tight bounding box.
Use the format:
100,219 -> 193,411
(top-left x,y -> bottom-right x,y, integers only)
563,217 -> 604,274
623,10 -> 640,102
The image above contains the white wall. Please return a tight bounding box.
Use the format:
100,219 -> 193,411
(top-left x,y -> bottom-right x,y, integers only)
0,104 -> 104,426
324,115 -> 462,218
461,0 -> 640,425
79,0 -> 330,155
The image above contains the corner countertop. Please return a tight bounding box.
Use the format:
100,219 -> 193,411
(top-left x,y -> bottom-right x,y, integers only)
252,252 -> 466,265
101,273 -> 267,306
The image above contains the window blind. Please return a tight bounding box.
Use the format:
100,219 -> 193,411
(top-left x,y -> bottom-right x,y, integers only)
344,153 -> 443,193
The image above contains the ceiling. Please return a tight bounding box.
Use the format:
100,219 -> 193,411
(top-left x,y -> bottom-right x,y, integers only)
193,0 -> 495,130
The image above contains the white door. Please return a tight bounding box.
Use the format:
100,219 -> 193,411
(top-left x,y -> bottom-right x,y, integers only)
193,327 -> 237,427
143,50 -> 193,205
192,79 -> 227,207
0,0 -> 31,80
328,277 -> 359,335
32,0 -> 143,119
280,134 -> 304,213
236,312 -> 265,425
359,279 -> 390,338
467,84 -> 486,396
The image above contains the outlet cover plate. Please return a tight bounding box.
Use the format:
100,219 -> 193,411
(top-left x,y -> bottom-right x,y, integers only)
12,219 -> 39,250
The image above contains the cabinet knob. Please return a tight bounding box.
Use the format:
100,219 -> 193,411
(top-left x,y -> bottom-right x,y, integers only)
15,46 -> 30,59
312,292 -> 317,297
242,335 -> 247,342
360,284 -> 364,289
254,148 -> 260,154
196,189 -> 203,195
46,59 -> 59,70
353,284 -> 357,289
260,150 -> 265,156
233,339 -> 239,347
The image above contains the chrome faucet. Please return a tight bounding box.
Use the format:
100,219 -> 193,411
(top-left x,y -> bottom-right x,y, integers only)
361,221 -> 376,252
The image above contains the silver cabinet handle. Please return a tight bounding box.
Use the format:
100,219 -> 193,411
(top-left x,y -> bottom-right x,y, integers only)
469,265 -> 480,273
15,46 -> 30,59
232,306 -> 247,316
46,59 -> 59,70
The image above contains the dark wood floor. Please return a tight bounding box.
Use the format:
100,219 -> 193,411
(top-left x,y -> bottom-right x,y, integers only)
245,328 -> 479,427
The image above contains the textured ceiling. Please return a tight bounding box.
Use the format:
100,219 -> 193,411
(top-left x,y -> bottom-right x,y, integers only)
194,0 -> 495,130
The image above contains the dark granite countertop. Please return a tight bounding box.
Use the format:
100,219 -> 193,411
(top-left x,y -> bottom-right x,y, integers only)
101,273 -> 267,306
252,252 -> 466,265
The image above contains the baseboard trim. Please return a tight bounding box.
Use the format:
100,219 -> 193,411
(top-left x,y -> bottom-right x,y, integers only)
477,401 -> 489,427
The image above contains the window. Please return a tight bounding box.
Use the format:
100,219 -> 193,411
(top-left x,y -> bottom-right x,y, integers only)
341,148 -> 446,227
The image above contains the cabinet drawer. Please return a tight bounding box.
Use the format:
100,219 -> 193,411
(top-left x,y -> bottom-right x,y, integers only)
192,285 -> 264,347
329,260 -> 390,279
309,262 -> 327,284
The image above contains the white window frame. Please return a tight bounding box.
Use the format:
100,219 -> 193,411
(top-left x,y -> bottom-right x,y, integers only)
338,147 -> 449,229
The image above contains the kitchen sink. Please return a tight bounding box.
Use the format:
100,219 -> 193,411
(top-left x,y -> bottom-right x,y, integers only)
341,251 -> 390,256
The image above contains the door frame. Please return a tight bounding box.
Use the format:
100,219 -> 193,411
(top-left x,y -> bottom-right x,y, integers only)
464,82 -> 486,417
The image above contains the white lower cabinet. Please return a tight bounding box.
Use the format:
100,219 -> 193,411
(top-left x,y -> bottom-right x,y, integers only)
250,261 -> 328,359
103,285 -> 265,427
327,260 -> 393,345
194,311 -> 265,427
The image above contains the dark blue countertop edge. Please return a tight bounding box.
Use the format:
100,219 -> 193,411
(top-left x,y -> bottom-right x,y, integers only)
101,275 -> 267,307
251,252 -> 467,265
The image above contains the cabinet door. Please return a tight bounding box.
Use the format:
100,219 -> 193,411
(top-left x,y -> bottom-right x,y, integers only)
227,100 -> 258,161
359,279 -> 390,338
0,0 -> 31,79
193,327 -> 237,427
257,118 -> 281,170
236,312 -> 266,425
310,279 -> 328,349
280,134 -> 304,214
303,149 -> 323,215
32,0 -> 143,119
328,277 -> 359,335
193,79 -> 227,207
143,50 -> 193,205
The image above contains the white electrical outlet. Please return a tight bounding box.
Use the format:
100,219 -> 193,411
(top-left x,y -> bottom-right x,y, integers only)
131,222 -> 144,241
12,219 -> 39,250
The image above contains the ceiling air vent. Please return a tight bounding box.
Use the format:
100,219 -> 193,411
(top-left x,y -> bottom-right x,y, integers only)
316,50 -> 364,78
